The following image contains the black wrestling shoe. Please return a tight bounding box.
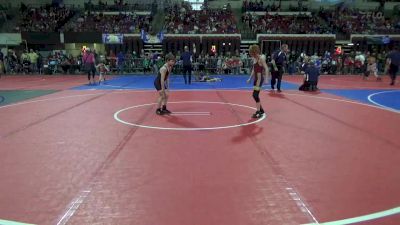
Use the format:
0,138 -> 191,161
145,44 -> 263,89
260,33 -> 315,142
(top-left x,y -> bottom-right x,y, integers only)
162,108 -> 172,114
255,113 -> 263,118
156,108 -> 164,115
252,111 -> 260,118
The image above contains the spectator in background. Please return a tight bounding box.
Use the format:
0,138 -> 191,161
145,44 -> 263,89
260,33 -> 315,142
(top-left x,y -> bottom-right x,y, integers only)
164,3 -> 237,34
20,50 -> 28,64
343,54 -> 353,74
20,2 -> 27,13
60,56 -> 71,74
117,51 -> 125,74
143,54 -> 151,74
93,49 -> 99,63
288,51 -> 297,75
240,50 -> 249,74
28,49 -> 38,73
354,52 -> 365,74
377,52 -> 385,74
152,51 -> 160,75
0,50 -> 4,75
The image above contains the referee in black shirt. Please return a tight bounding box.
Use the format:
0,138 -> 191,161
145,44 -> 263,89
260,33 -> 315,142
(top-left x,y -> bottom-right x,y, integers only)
271,44 -> 289,92
386,45 -> 400,86
181,46 -> 193,84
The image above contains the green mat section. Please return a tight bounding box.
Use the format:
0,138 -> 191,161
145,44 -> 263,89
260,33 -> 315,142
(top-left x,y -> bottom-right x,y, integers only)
0,218 -> 36,225
0,90 -> 58,106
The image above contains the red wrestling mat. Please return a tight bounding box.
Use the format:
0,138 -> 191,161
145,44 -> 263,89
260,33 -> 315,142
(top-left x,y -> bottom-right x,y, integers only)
0,89 -> 399,225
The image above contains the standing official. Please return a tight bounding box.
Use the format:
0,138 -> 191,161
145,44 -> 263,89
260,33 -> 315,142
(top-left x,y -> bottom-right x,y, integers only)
386,46 -> 400,86
181,46 -> 193,84
271,44 -> 289,92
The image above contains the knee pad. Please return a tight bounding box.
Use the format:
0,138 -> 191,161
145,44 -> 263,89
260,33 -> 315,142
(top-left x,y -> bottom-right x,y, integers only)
252,91 -> 260,102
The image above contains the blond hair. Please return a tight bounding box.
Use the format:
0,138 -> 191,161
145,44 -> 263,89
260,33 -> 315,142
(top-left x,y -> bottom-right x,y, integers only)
249,45 -> 260,56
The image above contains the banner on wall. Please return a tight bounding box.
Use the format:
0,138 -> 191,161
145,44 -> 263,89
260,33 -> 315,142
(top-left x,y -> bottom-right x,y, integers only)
366,36 -> 391,45
102,34 -> 124,44
140,29 -> 164,44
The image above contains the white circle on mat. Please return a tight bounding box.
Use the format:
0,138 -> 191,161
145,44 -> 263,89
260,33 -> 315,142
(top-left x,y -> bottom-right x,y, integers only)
113,101 -> 266,131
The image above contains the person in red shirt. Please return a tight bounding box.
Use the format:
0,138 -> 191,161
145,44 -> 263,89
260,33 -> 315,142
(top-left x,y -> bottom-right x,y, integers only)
83,48 -> 96,84
247,45 -> 269,118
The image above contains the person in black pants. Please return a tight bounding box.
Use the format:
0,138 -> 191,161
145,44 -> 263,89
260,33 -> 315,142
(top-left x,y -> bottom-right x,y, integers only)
181,46 -> 193,84
305,61 -> 320,91
82,48 -> 97,84
386,46 -> 400,86
271,44 -> 289,92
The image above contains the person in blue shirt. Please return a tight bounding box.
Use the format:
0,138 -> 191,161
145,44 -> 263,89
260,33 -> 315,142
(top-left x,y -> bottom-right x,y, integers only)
386,46 -> 400,86
271,44 -> 289,92
117,51 -> 125,74
180,46 -> 193,84
315,57 -> 321,70
299,57 -> 320,91
305,61 -> 320,91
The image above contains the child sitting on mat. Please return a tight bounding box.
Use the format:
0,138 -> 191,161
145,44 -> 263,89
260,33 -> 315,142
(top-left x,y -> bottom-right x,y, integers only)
196,71 -> 222,82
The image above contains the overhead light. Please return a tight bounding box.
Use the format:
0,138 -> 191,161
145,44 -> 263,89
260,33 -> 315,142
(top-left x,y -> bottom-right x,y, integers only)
347,43 -> 354,46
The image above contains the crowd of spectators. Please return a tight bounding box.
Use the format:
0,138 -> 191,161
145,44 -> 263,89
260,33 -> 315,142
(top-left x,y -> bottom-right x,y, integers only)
14,3 -> 75,32
319,7 -> 400,35
0,4 -> 11,26
0,48 -> 252,76
242,0 -> 400,36
85,0 -> 156,12
243,12 -> 332,34
63,12 -> 152,33
1,0 -> 399,77
1,47 -> 392,77
164,2 -> 238,34
242,0 -> 308,12
8,0 -> 400,36
242,0 -> 280,12
284,49 -> 390,76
